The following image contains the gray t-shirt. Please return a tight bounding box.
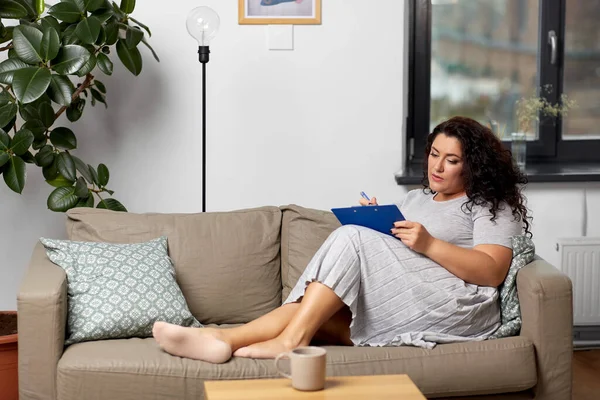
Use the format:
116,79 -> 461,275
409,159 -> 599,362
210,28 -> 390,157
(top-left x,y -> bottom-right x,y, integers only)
399,189 -> 523,249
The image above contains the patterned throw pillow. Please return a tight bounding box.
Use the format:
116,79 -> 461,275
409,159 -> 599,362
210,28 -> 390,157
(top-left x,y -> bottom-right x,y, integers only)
488,235 -> 535,339
40,236 -> 202,345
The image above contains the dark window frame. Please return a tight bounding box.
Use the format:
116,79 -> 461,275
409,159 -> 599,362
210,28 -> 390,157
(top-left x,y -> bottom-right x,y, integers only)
406,0 -> 600,169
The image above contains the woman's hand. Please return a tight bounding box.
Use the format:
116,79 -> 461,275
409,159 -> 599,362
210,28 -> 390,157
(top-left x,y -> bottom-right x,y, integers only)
358,197 -> 378,206
391,220 -> 435,254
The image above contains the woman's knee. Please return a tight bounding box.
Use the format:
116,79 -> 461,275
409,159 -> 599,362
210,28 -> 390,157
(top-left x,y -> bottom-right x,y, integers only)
332,225 -> 361,240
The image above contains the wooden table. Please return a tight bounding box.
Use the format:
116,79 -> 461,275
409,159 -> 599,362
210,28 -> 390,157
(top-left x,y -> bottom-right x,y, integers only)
204,374 -> 426,399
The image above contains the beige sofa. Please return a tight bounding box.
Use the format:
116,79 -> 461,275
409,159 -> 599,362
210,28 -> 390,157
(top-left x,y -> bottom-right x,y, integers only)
18,205 -> 573,400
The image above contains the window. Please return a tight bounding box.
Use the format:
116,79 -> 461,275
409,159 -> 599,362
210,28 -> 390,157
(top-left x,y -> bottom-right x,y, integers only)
405,0 -> 600,172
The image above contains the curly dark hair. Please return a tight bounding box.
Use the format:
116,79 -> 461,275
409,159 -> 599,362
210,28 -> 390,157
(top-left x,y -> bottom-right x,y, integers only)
422,116 -> 532,237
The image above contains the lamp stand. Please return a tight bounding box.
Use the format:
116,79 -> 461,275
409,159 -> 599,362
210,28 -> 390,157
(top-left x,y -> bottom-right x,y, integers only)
199,46 -> 210,212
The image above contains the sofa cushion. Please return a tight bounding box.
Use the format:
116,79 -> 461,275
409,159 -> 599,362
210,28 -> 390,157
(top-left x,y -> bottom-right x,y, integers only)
280,205 -> 340,301
40,236 -> 200,345
56,335 -> 536,400
65,207 -> 282,325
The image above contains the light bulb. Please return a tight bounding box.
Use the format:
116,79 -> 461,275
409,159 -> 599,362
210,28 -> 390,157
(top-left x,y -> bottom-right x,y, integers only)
186,6 -> 220,47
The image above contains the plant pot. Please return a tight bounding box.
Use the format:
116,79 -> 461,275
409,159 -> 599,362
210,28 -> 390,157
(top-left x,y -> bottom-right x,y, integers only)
0,311 -> 18,400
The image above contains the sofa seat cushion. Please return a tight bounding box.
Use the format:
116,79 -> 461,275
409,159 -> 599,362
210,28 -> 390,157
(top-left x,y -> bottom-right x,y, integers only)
57,336 -> 536,400
65,207 -> 282,325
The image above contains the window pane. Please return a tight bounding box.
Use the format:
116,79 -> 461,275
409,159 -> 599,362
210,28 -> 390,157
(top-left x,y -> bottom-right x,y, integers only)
562,1 -> 600,140
430,0 -> 539,139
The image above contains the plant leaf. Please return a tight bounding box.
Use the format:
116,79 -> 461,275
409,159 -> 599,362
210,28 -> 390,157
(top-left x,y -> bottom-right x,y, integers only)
61,25 -> 79,45
129,17 -> 151,37
85,0 -> 104,12
72,154 -> 93,183
42,157 -> 58,180
95,25 -> 106,45
75,16 -> 101,45
0,151 -> 9,168
0,58 -> 29,85
94,80 -> 106,93
38,102 -> 55,128
96,52 -> 113,75
97,197 -> 126,211
97,163 -> 109,186
0,26 -> 14,45
75,176 -> 89,197
23,119 -> 46,139
88,163 -> 99,186
0,103 -> 18,128
13,0 -> 37,17
90,88 -> 106,107
0,92 -> 9,108
3,155 -> 26,193
0,1 -> 28,19
46,174 -> 74,187
11,128 -> 34,155
48,2 -> 82,24
119,0 -> 135,14
51,45 -> 91,75
141,37 -> 159,62
47,186 -> 79,212
48,74 -> 74,106
35,145 -> 55,167
57,151 -> 76,182
125,26 -> 143,49
20,150 -> 35,164
0,129 -> 10,149
116,39 -> 141,76
32,137 -> 47,150
12,67 -> 52,104
92,9 -> 113,24
12,25 -> 43,64
0,129 -> 9,167
104,21 -> 118,46
76,53 -> 96,77
40,26 -> 60,61
50,127 -> 77,150
75,194 -> 94,207
40,16 -> 61,34
66,98 -> 85,122
65,0 -> 85,12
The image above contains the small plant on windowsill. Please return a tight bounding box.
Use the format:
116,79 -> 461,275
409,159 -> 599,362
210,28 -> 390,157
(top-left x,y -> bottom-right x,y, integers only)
0,0 -> 159,212
511,85 -> 577,170
515,84 -> 577,138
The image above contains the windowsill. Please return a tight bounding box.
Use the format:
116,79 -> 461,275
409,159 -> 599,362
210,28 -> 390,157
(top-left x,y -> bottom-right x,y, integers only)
395,162 -> 600,185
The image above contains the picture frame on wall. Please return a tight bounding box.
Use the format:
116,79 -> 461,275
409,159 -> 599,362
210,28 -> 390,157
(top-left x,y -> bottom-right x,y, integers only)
238,0 -> 321,25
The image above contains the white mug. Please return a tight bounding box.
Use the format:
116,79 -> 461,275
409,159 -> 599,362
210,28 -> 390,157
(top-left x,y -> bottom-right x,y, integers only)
274,346 -> 327,391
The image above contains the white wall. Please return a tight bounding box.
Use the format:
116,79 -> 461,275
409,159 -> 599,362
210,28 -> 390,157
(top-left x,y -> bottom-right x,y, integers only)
1,0 -> 599,309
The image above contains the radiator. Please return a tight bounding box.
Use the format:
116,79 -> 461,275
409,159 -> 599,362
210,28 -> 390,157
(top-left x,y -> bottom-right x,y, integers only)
556,237 -> 600,326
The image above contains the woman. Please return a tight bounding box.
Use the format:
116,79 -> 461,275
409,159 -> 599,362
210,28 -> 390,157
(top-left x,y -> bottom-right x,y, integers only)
152,116 -> 531,363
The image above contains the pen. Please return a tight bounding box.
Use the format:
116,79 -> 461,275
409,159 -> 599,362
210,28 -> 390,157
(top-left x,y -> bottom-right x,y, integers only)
360,191 -> 370,201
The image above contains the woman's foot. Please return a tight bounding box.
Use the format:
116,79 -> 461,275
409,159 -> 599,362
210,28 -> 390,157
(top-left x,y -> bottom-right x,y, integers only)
233,337 -> 300,359
152,321 -> 232,364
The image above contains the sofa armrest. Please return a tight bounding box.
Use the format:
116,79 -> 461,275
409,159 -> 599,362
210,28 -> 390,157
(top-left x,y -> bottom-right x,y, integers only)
517,258 -> 573,400
17,242 -> 68,400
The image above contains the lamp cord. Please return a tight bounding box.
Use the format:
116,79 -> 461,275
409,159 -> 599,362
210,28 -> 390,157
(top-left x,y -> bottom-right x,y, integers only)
202,61 -> 206,212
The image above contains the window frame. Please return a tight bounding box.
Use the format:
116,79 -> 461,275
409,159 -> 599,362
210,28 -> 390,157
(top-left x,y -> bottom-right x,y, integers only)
406,0 -> 600,168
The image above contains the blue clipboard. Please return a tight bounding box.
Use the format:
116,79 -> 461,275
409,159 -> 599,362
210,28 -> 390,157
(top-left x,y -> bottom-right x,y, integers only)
331,205 -> 405,237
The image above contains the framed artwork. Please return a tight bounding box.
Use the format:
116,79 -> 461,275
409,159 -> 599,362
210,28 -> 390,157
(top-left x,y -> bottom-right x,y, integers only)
238,0 -> 321,25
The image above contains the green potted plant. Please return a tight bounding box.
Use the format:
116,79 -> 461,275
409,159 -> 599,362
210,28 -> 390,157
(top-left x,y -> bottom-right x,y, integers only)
0,0 -> 158,212
512,85 -> 576,169
0,1 -> 156,396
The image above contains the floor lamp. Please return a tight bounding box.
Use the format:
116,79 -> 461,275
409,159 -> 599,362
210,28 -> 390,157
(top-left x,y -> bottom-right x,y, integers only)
186,7 -> 220,212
